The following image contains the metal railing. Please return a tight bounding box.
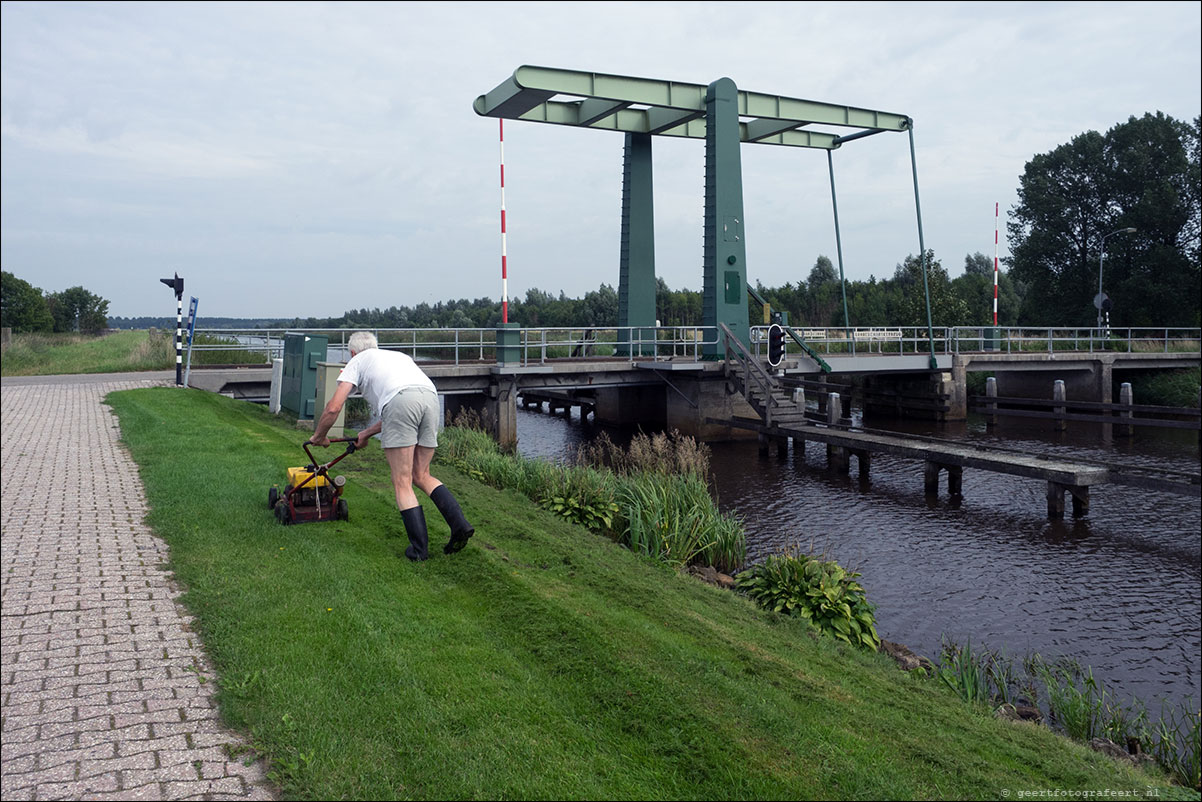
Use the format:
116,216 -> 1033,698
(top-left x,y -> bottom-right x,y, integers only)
747,326 -> 1202,360
720,323 -> 782,425
188,326 -> 721,366
188,325 -> 1201,368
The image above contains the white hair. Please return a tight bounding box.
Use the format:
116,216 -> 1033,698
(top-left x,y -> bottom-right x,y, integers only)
348,331 -> 378,354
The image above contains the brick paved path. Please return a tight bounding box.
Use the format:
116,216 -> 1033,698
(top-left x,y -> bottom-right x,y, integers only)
1,378 -> 274,801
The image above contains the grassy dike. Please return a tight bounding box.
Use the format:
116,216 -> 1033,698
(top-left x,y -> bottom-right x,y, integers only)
1,330 -> 175,375
105,388 -> 1192,801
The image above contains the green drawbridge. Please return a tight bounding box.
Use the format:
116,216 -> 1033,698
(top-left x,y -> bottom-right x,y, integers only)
475,66 -> 936,365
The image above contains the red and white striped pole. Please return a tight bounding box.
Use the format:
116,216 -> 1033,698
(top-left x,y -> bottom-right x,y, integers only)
499,119 -> 509,324
993,202 -> 1000,326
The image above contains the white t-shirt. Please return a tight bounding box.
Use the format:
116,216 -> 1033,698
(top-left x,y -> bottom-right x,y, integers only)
336,348 -> 436,414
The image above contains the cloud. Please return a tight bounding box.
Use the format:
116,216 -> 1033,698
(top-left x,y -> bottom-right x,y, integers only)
1,1 -> 1198,317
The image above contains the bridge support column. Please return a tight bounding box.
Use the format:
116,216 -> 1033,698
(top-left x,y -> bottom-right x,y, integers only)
594,386 -> 665,428
949,356 -> 969,420
863,372 -> 956,421
443,380 -> 518,452
701,77 -> 750,359
1047,481 -> 1089,519
665,375 -> 756,441
617,133 -> 657,357
1094,359 -> 1114,406
492,380 -> 518,451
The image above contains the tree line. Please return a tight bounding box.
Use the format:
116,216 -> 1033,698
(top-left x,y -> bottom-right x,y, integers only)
1,272 -> 110,334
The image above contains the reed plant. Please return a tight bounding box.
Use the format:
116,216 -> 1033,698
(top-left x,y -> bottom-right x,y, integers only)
574,429 -> 711,479
615,474 -> 744,572
930,643 -> 1200,790
936,639 -> 991,705
1147,702 -> 1201,791
1029,657 -> 1148,746
436,426 -> 745,573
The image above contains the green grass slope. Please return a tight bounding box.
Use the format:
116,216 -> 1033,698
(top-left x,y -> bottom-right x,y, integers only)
105,388 -> 1190,801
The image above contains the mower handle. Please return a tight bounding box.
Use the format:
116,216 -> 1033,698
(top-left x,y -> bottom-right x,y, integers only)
302,436 -> 358,468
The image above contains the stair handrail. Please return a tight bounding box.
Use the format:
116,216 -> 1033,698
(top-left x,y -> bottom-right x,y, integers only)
719,323 -> 781,425
782,325 -> 833,373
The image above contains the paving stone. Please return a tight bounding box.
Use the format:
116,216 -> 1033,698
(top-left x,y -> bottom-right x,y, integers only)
1,380 -> 275,800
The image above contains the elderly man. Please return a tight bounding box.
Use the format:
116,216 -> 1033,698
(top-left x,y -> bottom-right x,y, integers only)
309,331 -> 473,561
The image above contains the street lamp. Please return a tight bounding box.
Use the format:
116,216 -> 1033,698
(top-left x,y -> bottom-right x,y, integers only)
1097,227 -> 1136,331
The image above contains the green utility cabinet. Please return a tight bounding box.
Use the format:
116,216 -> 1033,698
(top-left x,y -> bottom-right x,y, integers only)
281,333 -> 328,419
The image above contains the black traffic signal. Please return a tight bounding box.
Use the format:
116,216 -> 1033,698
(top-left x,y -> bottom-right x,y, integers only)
767,323 -> 785,367
160,273 -> 184,298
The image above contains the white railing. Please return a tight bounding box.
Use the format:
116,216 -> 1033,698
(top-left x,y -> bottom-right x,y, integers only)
748,326 -> 1202,359
187,325 -> 1200,367
188,326 -> 722,366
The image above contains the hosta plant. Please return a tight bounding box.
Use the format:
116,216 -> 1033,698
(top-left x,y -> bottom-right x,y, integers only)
736,549 -> 879,651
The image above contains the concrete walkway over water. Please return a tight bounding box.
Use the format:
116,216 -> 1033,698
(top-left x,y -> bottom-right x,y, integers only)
1,374 -> 274,800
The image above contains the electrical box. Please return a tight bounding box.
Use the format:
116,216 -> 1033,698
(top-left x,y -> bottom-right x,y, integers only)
280,333 -> 328,419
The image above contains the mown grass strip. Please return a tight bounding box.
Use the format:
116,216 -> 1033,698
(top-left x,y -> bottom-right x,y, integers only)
106,388 -> 1193,801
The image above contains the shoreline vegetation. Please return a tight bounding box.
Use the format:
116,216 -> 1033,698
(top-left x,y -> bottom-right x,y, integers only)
102,388 -> 1199,799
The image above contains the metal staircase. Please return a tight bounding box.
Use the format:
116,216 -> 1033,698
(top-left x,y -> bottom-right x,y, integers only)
718,324 -> 809,430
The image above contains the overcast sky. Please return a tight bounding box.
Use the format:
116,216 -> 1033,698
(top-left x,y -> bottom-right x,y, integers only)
2,1 -> 1199,320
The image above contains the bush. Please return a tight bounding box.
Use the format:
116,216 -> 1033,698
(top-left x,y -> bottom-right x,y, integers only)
736,548 -> 879,650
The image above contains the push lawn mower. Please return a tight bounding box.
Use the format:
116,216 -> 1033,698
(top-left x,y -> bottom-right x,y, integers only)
269,438 -> 358,525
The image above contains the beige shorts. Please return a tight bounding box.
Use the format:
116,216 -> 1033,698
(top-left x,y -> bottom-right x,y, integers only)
380,388 -> 440,449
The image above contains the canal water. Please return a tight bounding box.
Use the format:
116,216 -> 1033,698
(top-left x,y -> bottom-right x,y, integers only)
514,405 -> 1202,716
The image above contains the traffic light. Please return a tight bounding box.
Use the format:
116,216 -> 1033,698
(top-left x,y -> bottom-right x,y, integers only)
767,323 -> 785,367
160,273 -> 184,299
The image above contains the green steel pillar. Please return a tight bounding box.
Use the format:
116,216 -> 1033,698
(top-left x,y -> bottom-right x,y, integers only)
617,133 -> 657,357
702,77 -> 749,359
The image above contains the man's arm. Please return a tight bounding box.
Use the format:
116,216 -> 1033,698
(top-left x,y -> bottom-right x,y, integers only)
309,381 -> 356,446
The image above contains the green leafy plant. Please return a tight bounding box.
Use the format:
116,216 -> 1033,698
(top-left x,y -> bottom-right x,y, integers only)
735,548 -> 879,650
538,467 -> 619,531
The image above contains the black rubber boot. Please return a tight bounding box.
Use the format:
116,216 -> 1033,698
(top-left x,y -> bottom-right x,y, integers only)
400,506 -> 429,561
431,485 -> 474,554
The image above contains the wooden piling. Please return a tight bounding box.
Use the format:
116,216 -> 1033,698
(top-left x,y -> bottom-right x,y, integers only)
1053,380 -> 1067,432
985,376 -> 998,428
923,462 -> 962,496
1047,481 -> 1090,519
924,462 -> 940,495
852,449 -> 871,480
791,388 -> 807,458
1119,382 -> 1134,437
827,392 -> 849,473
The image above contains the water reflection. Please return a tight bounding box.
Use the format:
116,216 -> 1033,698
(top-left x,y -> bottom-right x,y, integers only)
515,404 -> 1201,713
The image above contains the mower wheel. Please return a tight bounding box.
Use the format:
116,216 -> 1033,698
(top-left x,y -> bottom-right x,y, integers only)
268,486 -> 279,509
336,499 -> 349,522
274,502 -> 291,525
